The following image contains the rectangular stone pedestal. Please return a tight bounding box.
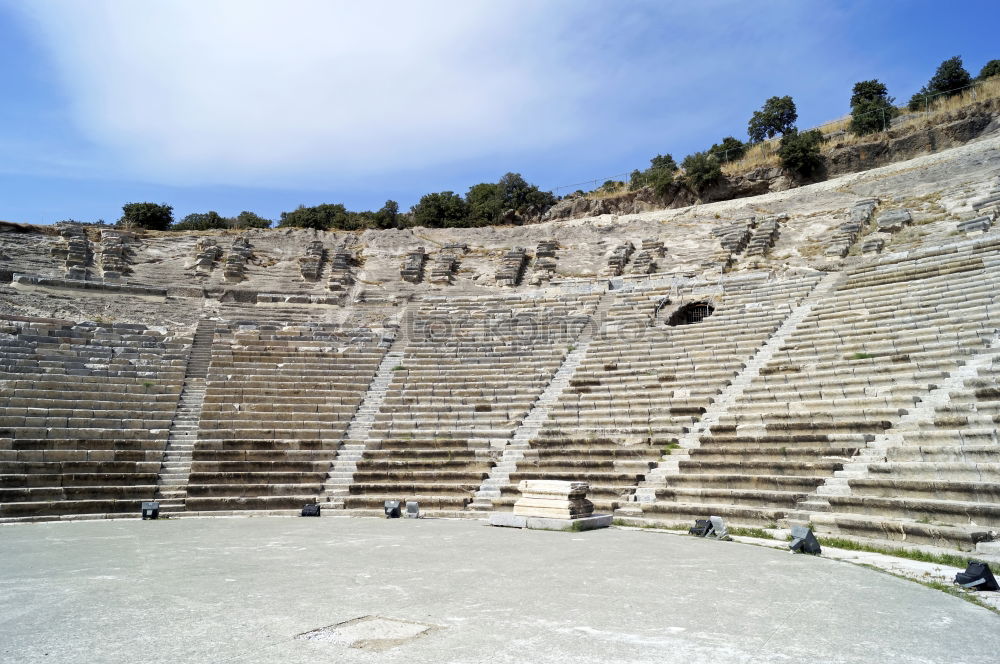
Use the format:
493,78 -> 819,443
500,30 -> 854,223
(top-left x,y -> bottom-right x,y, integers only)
488,512 -> 612,532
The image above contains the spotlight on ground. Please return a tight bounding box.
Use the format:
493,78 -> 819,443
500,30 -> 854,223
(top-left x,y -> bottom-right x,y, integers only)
384,500 -> 401,518
689,519 -> 713,537
405,501 -> 420,518
955,561 -> 999,591
789,525 -> 821,554
301,503 -> 321,517
141,501 -> 159,520
709,516 -> 731,541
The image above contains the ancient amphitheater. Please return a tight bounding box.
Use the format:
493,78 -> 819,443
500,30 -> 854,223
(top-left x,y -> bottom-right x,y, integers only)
3,135 -> 1000,662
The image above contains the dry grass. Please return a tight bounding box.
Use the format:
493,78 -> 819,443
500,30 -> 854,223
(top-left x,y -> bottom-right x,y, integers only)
585,182 -> 631,200
720,141 -> 780,176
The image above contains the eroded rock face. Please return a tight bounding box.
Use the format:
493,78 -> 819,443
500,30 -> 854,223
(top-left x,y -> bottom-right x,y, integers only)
541,183 -> 697,222
531,100 -> 1000,225
825,99 -> 1000,176
1,129 -> 997,328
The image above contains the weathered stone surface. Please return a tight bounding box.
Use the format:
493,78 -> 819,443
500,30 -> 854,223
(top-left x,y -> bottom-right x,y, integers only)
876,208 -> 912,232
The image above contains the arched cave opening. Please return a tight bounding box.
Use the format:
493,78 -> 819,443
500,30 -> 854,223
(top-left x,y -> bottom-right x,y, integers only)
666,301 -> 715,326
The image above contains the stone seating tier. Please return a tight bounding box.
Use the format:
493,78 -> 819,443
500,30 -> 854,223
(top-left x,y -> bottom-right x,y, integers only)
185,322 -> 386,511
0,318 -> 189,521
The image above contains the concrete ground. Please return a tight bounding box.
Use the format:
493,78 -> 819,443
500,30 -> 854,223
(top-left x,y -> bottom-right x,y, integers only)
1,517 -> 998,664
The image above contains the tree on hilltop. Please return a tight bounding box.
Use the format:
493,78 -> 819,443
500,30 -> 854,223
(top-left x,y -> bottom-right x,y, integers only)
778,129 -> 824,178
233,211 -> 271,229
908,56 -> 973,110
849,79 -> 898,135
410,191 -> 469,228
278,203 -> 352,231
681,151 -> 722,193
748,96 -> 797,143
629,153 -> 678,196
979,59 -> 1000,81
118,202 -> 173,231
709,136 -> 746,163
374,200 -> 399,229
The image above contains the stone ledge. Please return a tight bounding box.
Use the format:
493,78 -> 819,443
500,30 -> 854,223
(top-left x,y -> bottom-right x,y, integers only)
488,512 -> 612,532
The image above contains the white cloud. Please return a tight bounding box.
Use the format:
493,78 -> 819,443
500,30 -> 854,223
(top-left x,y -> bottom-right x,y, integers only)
15,1 -> 597,186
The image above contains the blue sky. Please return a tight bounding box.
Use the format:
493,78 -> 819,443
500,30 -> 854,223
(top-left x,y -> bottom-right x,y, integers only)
1,0 -> 997,225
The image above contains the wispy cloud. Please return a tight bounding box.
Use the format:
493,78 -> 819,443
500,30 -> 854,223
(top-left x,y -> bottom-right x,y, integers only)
8,0 -> 879,195
13,1 -> 604,186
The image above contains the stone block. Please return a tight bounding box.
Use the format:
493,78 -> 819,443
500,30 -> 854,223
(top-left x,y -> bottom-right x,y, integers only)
876,209 -> 912,232
488,512 -> 612,532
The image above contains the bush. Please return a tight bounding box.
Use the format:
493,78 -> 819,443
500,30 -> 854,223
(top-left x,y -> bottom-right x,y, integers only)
466,182 -> 503,226
681,152 -> 722,193
279,203 -> 355,231
907,86 -> 930,111
651,171 -> 675,197
908,56 -> 973,110
629,153 -> 678,191
233,211 -> 271,229
118,202 -> 173,231
464,173 -> 555,225
172,210 -> 272,231
748,96 -> 797,143
778,129 -> 824,178
374,200 -> 399,229
849,79 -> 898,135
979,59 -> 1000,81
172,211 -> 227,231
709,136 -> 746,163
410,191 -> 469,228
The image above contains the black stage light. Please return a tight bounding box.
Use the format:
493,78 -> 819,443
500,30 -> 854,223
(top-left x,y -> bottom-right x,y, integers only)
141,501 -> 159,520
384,500 -> 401,518
689,519 -> 713,537
709,516 -> 731,540
955,561 -> 999,591
405,501 -> 420,518
301,504 -> 321,517
789,525 -> 821,554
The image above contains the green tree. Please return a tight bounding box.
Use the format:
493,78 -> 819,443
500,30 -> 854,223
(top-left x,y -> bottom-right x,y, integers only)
118,202 -> 173,231
778,129 -> 825,178
278,203 -> 352,231
505,172 -> 555,210
907,86 -> 930,111
233,211 -> 272,229
648,154 -> 678,172
709,136 -> 746,163
681,152 -> 722,193
465,182 -> 503,225
909,56 -> 973,110
849,79 -> 898,135
927,55 -> 972,95
374,200 -> 400,229
748,96 -> 797,143
979,59 -> 1000,80
411,191 -> 469,228
465,173 -> 554,225
651,170 -> 674,197
172,211 -> 226,231
629,153 -> 678,191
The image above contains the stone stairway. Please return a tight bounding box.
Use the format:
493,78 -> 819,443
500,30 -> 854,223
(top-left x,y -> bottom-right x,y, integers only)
321,340 -> 406,508
798,333 -> 1000,512
631,271 -> 844,503
154,318 -> 215,514
468,292 -> 613,511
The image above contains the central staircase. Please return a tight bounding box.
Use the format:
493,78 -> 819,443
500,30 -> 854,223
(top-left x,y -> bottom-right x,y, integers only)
154,318 -> 215,514
321,337 -> 406,508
